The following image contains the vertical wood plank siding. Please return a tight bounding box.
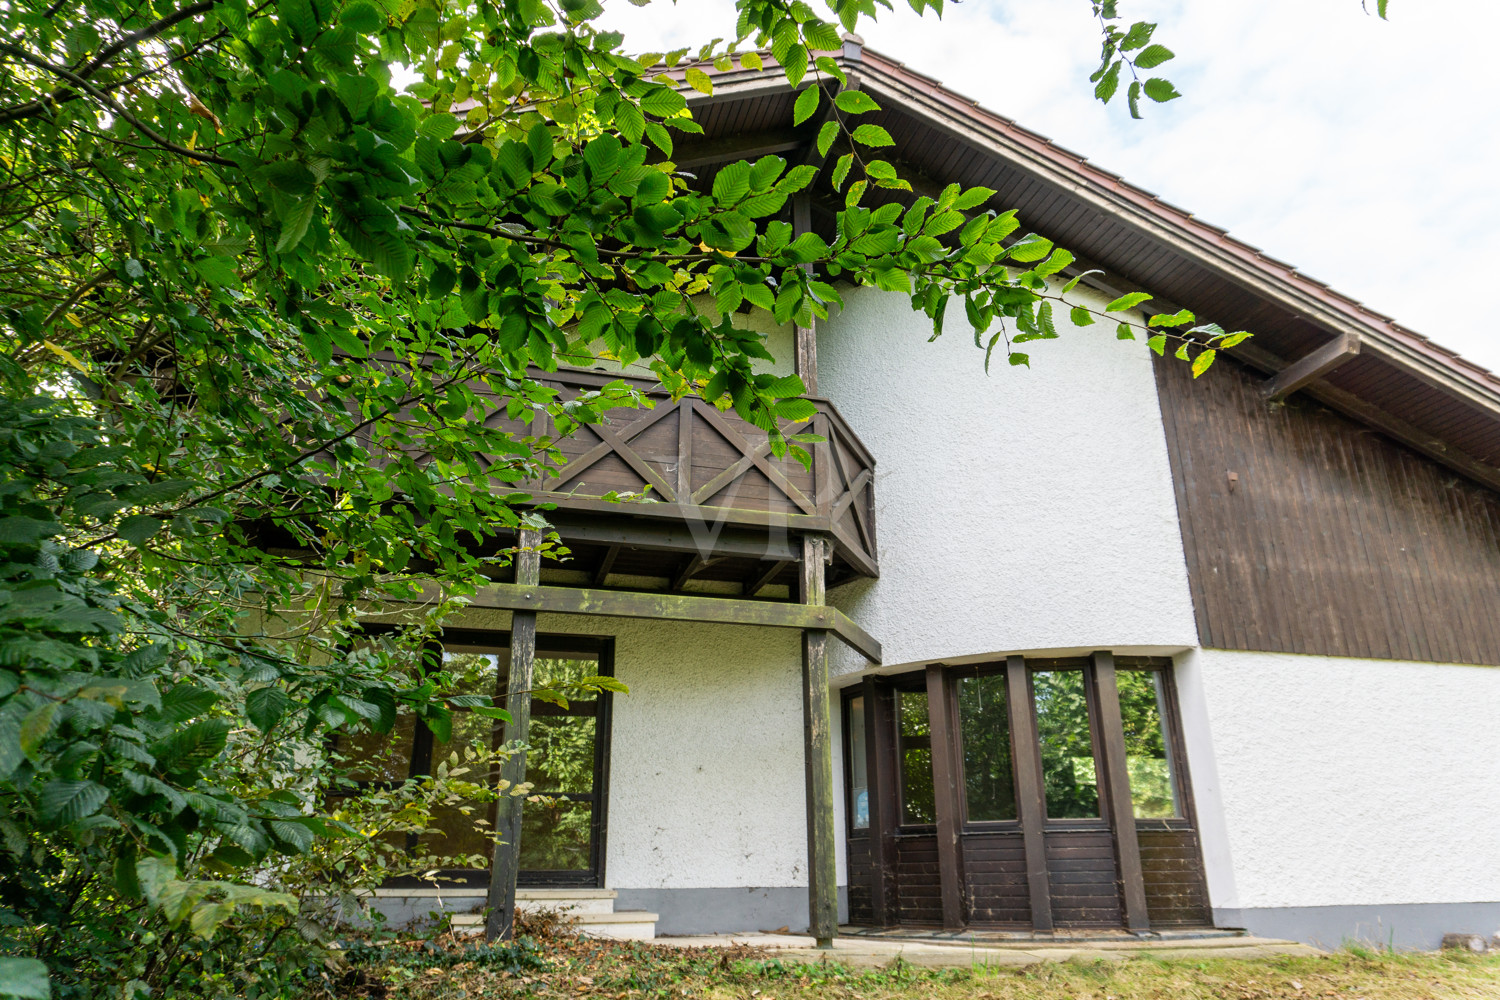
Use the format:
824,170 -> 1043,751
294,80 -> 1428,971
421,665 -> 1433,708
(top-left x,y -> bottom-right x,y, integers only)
1155,352 -> 1500,665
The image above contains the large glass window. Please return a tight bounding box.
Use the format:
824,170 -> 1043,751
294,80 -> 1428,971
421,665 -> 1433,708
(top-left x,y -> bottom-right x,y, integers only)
847,696 -> 870,830
957,673 -> 1015,821
1032,669 -> 1100,820
1116,669 -> 1180,819
897,689 -> 934,824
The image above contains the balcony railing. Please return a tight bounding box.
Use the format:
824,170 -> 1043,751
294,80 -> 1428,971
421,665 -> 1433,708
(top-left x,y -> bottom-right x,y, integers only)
520,368 -> 878,582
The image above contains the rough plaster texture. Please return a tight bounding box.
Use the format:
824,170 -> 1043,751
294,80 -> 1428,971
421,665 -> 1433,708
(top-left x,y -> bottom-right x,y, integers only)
1189,648 -> 1500,911
816,285 -> 1198,675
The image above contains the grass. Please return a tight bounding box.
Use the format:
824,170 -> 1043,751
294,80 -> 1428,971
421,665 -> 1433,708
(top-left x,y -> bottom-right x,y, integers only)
324,921 -> 1500,1000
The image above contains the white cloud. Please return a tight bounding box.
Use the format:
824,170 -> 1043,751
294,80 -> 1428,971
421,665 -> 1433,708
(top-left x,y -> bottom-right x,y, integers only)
599,0 -> 1500,370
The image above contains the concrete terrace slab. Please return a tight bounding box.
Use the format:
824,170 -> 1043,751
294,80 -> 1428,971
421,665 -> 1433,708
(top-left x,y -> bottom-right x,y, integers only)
651,930 -> 1323,968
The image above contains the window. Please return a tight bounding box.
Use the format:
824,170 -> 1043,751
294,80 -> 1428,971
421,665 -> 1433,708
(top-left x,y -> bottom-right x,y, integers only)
957,673 -> 1015,822
897,689 -> 934,824
1031,669 -> 1100,820
1116,669 -> 1180,819
847,696 -> 869,831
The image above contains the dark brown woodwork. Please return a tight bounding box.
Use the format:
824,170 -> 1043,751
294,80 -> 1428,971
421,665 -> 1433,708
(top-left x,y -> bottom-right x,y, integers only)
744,559 -> 789,597
895,834 -> 943,925
1005,655 -> 1052,931
486,529 -> 541,941
1138,828 -> 1212,926
862,676 -> 899,926
1045,830 -> 1123,928
592,544 -> 619,585
800,536 -> 838,946
961,830 -> 1030,927
1156,349 -> 1500,665
438,581 -> 881,665
500,368 -> 876,582
924,664 -> 966,929
1262,332 -> 1361,401
1089,651 -> 1150,933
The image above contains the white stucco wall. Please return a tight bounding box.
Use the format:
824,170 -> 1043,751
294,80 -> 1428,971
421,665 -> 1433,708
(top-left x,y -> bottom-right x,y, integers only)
1181,647 -> 1500,911
817,284 -> 1198,673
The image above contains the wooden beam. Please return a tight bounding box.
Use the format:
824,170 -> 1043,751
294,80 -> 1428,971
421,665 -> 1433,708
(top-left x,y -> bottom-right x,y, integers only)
925,664 -> 966,930
1090,651 -> 1150,933
429,581 -> 882,664
672,554 -> 710,591
744,559 -> 789,597
793,194 -> 818,396
863,677 -> 899,927
801,536 -> 838,947
1261,332 -> 1360,400
1005,655 -> 1053,932
541,510 -> 802,563
486,529 -> 541,941
592,544 -> 620,586
669,128 -> 803,169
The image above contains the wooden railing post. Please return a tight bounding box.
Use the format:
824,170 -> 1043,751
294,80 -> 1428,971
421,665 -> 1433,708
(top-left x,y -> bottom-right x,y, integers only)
800,535 -> 838,946
485,528 -> 542,941
793,194 -> 818,396
1091,650 -> 1150,933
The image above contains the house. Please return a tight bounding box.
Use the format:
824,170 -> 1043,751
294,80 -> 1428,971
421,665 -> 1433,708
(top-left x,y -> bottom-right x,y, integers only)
361,38 -> 1500,950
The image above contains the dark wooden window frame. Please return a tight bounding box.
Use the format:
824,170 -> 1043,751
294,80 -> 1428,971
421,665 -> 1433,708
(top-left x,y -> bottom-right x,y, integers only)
335,626 -> 615,889
840,687 -> 868,840
840,654 -> 1209,932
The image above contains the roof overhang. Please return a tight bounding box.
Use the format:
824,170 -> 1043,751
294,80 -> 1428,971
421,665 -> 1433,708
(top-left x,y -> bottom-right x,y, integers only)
666,42 -> 1500,493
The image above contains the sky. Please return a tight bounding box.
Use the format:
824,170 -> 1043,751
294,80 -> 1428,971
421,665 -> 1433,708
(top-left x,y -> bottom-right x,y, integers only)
597,0 -> 1500,371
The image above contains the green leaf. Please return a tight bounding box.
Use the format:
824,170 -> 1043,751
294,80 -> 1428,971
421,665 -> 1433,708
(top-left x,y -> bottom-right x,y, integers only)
0,516 -> 59,545
1120,20 -> 1155,51
684,66 -> 713,95
833,90 -> 879,115
851,124 -> 893,148
39,780 -> 108,826
639,87 -> 687,118
274,197 -> 317,253
1071,306 -> 1095,328
19,703 -> 58,758
1219,331 -> 1253,349
1148,308 -> 1195,328
1006,233 -> 1053,263
117,515 -> 164,546
793,85 -> 820,125
1035,248 -> 1074,277
1134,44 -> 1174,69
953,186 -> 997,210
1147,334 -> 1167,356
1144,78 -> 1181,102
245,687 -> 288,733
1105,291 -> 1154,313
816,120 -> 839,157
1191,348 -> 1217,377
1116,322 -> 1135,340
418,113 -> 459,140
831,153 -> 853,192
0,958 -> 50,1000
712,160 -> 751,204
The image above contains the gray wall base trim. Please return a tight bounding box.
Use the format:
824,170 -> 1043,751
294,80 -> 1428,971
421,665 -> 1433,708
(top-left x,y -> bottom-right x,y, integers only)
614,887 -> 850,937
1216,902 -> 1500,951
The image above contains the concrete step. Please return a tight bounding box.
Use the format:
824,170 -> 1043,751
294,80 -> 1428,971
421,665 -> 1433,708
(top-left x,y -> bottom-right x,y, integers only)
451,907 -> 658,942
516,888 -> 618,916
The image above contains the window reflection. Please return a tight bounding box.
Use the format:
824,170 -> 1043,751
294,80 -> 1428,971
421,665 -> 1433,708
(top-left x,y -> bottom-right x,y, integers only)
897,689 -> 934,824
1116,669 -> 1179,818
957,673 -> 1015,821
848,696 -> 869,830
1032,669 -> 1100,819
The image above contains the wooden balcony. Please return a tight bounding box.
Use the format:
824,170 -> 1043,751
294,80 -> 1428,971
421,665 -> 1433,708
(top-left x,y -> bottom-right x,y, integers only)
517,368 -> 877,597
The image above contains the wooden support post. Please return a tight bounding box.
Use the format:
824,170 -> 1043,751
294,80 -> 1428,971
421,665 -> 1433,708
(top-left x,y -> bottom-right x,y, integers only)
861,676 -> 897,926
800,535 -> 837,947
485,528 -> 542,941
1005,656 -> 1053,932
793,195 -> 818,396
925,664 -> 966,930
1091,650 -> 1150,933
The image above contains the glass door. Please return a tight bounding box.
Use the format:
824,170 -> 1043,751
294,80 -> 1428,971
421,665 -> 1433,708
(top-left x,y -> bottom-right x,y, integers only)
333,629 -> 613,888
